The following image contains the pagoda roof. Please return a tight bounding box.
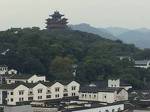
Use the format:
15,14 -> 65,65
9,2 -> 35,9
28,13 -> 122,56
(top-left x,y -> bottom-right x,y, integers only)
50,11 -> 64,17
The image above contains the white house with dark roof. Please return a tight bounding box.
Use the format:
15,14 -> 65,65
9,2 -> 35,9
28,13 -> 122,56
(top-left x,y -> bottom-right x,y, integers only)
79,86 -> 128,103
61,81 -> 80,97
6,74 -> 46,84
79,79 -> 131,103
135,60 -> 150,69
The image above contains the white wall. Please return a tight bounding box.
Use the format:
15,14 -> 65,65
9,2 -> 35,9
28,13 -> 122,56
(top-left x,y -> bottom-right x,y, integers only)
28,75 -> 46,83
8,69 -> 17,75
116,89 -> 128,101
6,75 -> 46,84
0,66 -> 8,75
0,90 -> 2,104
72,104 -> 124,112
108,79 -> 120,88
98,92 -> 116,103
6,79 -> 27,84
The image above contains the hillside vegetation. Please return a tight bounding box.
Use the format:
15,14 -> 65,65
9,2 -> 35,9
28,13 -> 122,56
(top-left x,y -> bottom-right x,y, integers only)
0,27 -> 150,88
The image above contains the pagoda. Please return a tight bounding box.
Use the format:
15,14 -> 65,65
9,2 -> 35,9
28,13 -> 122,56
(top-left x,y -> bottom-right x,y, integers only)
46,11 -> 69,30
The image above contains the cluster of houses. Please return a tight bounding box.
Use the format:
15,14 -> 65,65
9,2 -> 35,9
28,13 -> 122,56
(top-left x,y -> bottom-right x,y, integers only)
0,65 -> 133,112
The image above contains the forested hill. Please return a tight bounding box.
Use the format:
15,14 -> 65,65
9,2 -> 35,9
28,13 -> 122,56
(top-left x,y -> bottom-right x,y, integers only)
0,27 -> 149,88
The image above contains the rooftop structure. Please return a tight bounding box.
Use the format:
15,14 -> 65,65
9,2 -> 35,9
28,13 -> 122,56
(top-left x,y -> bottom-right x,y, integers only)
46,11 -> 69,30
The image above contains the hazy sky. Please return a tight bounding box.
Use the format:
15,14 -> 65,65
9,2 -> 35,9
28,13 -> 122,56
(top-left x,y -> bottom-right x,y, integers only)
0,0 -> 150,30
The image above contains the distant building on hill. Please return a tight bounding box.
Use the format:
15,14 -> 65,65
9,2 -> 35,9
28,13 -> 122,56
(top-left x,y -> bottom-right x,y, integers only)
46,11 -> 69,30
134,60 -> 150,69
0,65 -> 17,84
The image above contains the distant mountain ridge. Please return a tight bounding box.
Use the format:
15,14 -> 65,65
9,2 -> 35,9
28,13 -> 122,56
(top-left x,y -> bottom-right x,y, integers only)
69,23 -> 117,40
70,23 -> 150,49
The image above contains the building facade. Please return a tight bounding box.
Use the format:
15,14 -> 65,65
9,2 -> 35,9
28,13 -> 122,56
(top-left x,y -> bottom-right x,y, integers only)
79,88 -> 128,103
6,74 -> 46,84
0,80 -> 80,105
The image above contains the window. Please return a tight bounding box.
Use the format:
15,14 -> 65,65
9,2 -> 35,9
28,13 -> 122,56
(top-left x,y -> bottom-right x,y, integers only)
11,98 -> 13,102
38,96 -> 42,99
19,97 -> 24,102
85,94 -> 87,98
47,90 -> 51,93
29,91 -> 33,95
105,110 -> 109,112
94,95 -> 96,98
89,95 -> 91,98
63,93 -> 68,97
10,92 -> 13,95
55,94 -> 59,98
46,95 -> 51,98
72,93 -> 76,96
118,108 -> 121,111
38,89 -> 43,93
82,94 -> 84,98
55,87 -> 60,92
9,80 -> 11,83
112,109 -> 115,112
19,90 -> 24,95
72,86 -> 76,90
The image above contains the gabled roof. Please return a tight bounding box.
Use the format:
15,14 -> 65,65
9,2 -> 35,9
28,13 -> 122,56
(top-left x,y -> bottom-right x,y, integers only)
0,82 -> 44,90
41,81 -> 55,87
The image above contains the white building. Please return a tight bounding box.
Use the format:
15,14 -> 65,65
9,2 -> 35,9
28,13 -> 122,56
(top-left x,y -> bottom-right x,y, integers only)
0,80 -> 80,105
62,81 -> 80,97
108,79 -> 132,91
135,60 -> 150,69
79,79 -> 131,103
108,79 -> 120,88
6,74 -> 46,84
0,65 -> 8,75
0,65 -> 18,84
79,87 -> 128,103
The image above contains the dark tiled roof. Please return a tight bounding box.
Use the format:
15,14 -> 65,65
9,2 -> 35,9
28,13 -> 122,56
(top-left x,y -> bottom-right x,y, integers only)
0,83 -> 23,89
41,81 -> 55,87
80,86 -> 125,93
56,80 -> 79,85
8,74 -> 33,79
0,82 -> 41,90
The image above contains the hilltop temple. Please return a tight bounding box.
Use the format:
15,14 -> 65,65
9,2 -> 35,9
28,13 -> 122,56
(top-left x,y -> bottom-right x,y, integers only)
46,11 -> 69,30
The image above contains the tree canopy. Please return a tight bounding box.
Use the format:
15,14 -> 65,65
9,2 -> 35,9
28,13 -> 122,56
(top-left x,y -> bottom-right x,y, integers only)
0,28 -> 150,88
